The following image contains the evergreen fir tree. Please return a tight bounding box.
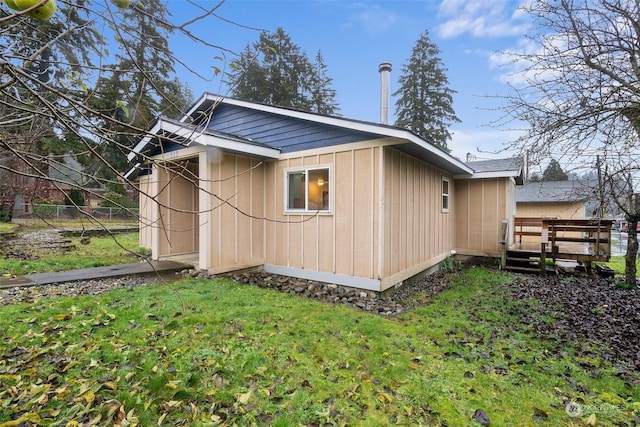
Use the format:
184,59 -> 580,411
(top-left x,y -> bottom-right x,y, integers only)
393,30 -> 460,151
542,159 -> 569,181
90,0 -> 192,179
309,51 -> 339,115
228,28 -> 339,114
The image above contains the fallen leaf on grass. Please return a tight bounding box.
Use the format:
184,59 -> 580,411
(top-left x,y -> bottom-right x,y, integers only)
75,388 -> 95,404
0,412 -> 41,427
532,407 -> 548,423
473,408 -> 490,425
236,389 -> 253,404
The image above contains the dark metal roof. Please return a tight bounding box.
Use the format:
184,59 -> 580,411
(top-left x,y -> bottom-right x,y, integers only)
198,102 -> 382,153
130,94 -> 475,175
181,94 -> 473,175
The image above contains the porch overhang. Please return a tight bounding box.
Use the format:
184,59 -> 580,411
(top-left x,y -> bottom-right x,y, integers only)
125,118 -> 280,179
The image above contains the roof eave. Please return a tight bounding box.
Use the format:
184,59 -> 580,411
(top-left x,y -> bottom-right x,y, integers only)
192,94 -> 474,175
128,118 -> 281,164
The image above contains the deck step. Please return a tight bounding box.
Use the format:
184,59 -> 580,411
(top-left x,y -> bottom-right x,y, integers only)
506,255 -> 539,262
504,265 -> 541,273
507,251 -> 542,258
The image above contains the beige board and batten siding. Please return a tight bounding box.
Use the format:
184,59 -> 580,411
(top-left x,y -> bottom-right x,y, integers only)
137,162 -> 199,257
516,201 -> 585,219
139,147 -> 268,273
379,147 -> 454,291
203,152 -> 267,273
264,143 -> 381,286
454,177 -> 514,257
264,143 -> 453,292
138,174 -> 153,250
155,161 -> 199,257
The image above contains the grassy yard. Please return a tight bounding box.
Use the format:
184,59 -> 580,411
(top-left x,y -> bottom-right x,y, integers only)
0,232 -> 141,275
0,223 -> 17,234
0,267 -> 637,426
606,255 -> 640,276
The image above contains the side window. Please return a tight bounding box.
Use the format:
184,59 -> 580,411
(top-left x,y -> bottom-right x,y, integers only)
286,166 -> 330,212
442,177 -> 450,212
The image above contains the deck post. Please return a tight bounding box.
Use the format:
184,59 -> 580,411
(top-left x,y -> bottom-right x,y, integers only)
540,221 -> 549,275
500,219 -> 508,269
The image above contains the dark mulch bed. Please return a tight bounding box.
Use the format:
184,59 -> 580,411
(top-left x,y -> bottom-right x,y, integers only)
506,273 -> 640,373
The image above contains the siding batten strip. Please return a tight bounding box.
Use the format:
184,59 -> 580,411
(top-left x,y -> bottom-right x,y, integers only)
481,181 -> 485,249
235,156 -> 238,264
351,150 -> 355,276
316,154 -> 320,271
370,147 -> 375,279
332,152 -> 336,274
249,159 -> 253,261
286,159 -> 290,267
217,160 -> 222,266
377,147 -> 385,282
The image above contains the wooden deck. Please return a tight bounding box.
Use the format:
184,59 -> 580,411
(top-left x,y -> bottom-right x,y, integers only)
501,218 -> 612,274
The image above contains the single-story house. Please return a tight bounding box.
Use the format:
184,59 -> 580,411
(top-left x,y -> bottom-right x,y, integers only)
515,180 -> 599,219
127,93 -> 524,292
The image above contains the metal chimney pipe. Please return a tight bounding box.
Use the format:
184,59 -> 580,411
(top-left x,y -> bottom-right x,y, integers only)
378,62 -> 392,125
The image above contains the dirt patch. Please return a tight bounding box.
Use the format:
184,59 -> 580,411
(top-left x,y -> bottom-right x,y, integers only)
1,230 -> 74,260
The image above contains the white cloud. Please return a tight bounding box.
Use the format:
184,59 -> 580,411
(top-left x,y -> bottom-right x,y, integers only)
436,0 -> 530,39
487,34 -> 572,87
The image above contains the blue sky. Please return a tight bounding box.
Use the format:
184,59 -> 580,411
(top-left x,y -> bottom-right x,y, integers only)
168,0 -> 531,161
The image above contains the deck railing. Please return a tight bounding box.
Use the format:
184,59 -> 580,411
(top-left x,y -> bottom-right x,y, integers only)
504,217 -> 612,274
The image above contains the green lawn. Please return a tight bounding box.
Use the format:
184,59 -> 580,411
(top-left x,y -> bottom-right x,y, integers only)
0,222 -> 17,234
607,255 -> 639,274
0,267 -> 637,426
0,232 -> 141,275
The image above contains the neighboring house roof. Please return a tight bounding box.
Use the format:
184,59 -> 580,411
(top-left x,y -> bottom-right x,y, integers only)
128,94 -> 475,177
48,154 -> 85,187
516,180 -> 599,203
463,157 -> 524,184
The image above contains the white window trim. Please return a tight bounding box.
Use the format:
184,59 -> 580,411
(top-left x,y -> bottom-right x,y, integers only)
284,165 -> 333,214
442,176 -> 450,213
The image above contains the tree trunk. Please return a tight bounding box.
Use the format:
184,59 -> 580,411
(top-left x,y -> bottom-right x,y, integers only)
625,218 -> 638,288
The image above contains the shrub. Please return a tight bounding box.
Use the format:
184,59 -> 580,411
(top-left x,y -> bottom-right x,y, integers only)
101,191 -> 137,209
32,203 -> 57,218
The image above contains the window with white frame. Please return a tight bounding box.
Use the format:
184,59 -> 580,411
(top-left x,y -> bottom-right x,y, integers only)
442,177 -> 450,212
286,166 -> 330,212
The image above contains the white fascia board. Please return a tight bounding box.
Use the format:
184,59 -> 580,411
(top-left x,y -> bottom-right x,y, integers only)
127,120 -> 163,162
454,170 -> 522,180
182,92 -> 221,123
124,163 -> 140,180
200,94 -> 474,175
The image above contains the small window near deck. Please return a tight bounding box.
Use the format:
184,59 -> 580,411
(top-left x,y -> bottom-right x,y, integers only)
286,167 -> 330,212
442,177 -> 450,212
